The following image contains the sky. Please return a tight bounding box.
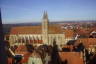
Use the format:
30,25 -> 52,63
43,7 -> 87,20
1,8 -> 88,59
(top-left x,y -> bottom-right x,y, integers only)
1,0 -> 96,24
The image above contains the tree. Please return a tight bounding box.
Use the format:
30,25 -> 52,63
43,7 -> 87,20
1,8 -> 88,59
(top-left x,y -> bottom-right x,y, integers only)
51,39 -> 60,64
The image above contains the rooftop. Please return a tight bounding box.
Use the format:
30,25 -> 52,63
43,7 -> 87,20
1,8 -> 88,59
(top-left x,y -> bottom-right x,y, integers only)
10,24 -> 63,34
59,52 -> 84,64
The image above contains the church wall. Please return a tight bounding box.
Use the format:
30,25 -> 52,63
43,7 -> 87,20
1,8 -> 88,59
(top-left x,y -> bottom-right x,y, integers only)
48,34 -> 65,45
9,34 -> 73,46
9,34 -> 43,46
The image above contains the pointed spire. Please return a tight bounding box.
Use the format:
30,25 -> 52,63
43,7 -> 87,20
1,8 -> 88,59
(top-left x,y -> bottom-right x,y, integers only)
43,11 -> 48,19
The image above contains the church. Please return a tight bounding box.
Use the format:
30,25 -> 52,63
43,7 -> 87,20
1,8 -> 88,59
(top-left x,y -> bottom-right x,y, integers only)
8,12 -> 66,46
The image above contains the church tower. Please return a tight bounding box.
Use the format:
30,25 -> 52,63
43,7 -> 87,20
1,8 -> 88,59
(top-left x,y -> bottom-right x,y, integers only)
42,11 -> 49,44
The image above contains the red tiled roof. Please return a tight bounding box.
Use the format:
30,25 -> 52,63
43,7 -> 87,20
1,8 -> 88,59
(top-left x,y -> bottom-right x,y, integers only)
62,45 -> 74,51
8,58 -> 13,64
76,29 -> 89,36
59,52 -> 84,64
76,28 -> 96,37
63,29 -> 75,38
10,24 -> 63,34
15,45 -> 28,54
75,38 -> 96,48
10,26 -> 41,34
49,25 -> 63,34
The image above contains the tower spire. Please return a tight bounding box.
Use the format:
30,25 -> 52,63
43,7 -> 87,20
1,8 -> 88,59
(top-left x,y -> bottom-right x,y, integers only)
43,11 -> 48,19
42,11 -> 49,45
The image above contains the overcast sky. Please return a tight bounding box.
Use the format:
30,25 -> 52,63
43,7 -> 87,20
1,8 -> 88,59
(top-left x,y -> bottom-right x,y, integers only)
1,0 -> 96,24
